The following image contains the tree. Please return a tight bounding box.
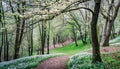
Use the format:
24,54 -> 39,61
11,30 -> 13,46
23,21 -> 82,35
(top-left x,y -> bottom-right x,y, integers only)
69,12 -> 87,45
27,19 -> 33,56
0,1 -> 3,62
41,21 -> 47,54
1,0 -> 105,62
71,25 -> 78,46
47,21 -> 50,54
0,1 -> 9,61
14,1 -> 26,59
100,0 -> 120,46
91,0 -> 102,63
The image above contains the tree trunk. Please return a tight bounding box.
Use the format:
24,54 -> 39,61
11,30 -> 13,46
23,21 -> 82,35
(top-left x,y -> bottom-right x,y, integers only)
27,24 -> 33,56
111,25 -> 116,39
14,19 -> 21,59
1,2 -> 9,61
41,21 -> 46,54
0,1 -> 3,62
91,0 -> 102,63
14,1 -> 26,59
5,29 -> 9,61
69,13 -> 87,45
72,26 -> 78,46
100,1 -> 120,46
47,22 -> 50,54
53,37 -> 56,48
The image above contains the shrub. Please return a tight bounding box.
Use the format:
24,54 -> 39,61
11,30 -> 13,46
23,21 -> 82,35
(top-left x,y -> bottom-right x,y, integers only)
0,53 -> 63,69
67,52 -> 120,69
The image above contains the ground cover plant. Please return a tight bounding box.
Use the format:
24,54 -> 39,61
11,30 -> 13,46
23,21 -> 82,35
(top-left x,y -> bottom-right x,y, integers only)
67,51 -> 120,69
0,54 -> 63,69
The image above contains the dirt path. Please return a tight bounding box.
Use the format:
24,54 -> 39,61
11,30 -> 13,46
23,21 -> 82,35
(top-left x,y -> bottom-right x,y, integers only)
86,46 -> 120,54
35,56 -> 69,69
100,46 -> 120,53
35,46 -> 120,69
45,39 -> 73,51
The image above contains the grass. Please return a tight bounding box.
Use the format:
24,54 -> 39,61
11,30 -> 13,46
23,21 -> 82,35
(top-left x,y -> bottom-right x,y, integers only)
50,39 -> 92,55
50,36 -> 120,56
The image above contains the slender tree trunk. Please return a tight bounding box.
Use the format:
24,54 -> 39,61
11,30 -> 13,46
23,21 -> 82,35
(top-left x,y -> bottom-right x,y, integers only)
14,1 -> 26,59
30,28 -> 33,55
53,37 -> 56,48
14,2 -> 21,59
79,9 -> 88,44
70,13 -> 87,45
0,31 -> 3,62
91,0 -> 102,63
47,22 -> 50,54
27,32 -> 31,56
14,20 -> 21,59
38,22 -> 42,54
27,25 -> 33,56
111,25 -> 116,39
5,29 -> 9,61
72,26 -> 78,46
0,1 -> 3,62
1,2 -> 9,61
100,0 -> 120,46
41,21 -> 46,54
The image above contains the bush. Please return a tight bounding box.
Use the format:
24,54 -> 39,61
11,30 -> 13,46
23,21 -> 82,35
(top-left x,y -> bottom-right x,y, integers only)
0,53 -> 63,69
67,52 -> 120,69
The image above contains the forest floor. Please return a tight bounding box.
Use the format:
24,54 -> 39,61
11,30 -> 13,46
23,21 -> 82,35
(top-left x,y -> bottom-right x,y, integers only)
101,46 -> 120,53
35,45 -> 120,69
35,56 -> 69,69
86,46 -> 120,54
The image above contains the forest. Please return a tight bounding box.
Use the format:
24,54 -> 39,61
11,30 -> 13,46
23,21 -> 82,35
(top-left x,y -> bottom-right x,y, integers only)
0,0 -> 120,69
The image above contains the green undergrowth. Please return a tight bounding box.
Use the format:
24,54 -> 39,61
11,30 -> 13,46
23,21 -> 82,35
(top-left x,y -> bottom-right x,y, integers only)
50,39 -> 91,55
109,36 -> 120,44
0,53 -> 63,69
67,51 -> 120,69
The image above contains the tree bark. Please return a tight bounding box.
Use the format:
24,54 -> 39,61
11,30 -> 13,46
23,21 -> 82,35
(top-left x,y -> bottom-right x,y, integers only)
100,1 -> 120,46
69,13 -> 87,45
27,23 -> 33,56
14,1 -> 26,59
41,21 -> 46,54
72,26 -> 78,46
47,22 -> 50,54
53,37 -> 56,48
0,2 -> 9,61
91,0 -> 102,63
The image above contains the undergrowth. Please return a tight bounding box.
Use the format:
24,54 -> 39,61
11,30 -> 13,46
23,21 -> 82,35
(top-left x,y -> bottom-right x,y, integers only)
67,52 -> 120,69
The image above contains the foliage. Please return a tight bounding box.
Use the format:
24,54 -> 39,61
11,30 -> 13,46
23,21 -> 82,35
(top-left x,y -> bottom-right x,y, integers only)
0,53 -> 63,69
109,36 -> 120,44
67,51 -> 120,69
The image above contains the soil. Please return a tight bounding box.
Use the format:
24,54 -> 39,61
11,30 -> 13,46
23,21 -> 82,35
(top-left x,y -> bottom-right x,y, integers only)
87,46 -> 120,54
100,46 -> 120,54
35,56 -> 69,69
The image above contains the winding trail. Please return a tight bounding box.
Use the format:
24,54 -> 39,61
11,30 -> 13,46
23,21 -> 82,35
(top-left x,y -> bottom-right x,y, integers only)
35,45 -> 120,69
35,56 -> 69,69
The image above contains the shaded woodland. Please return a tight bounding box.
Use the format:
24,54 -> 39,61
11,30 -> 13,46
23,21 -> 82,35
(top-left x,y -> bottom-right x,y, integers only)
0,0 -> 120,65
